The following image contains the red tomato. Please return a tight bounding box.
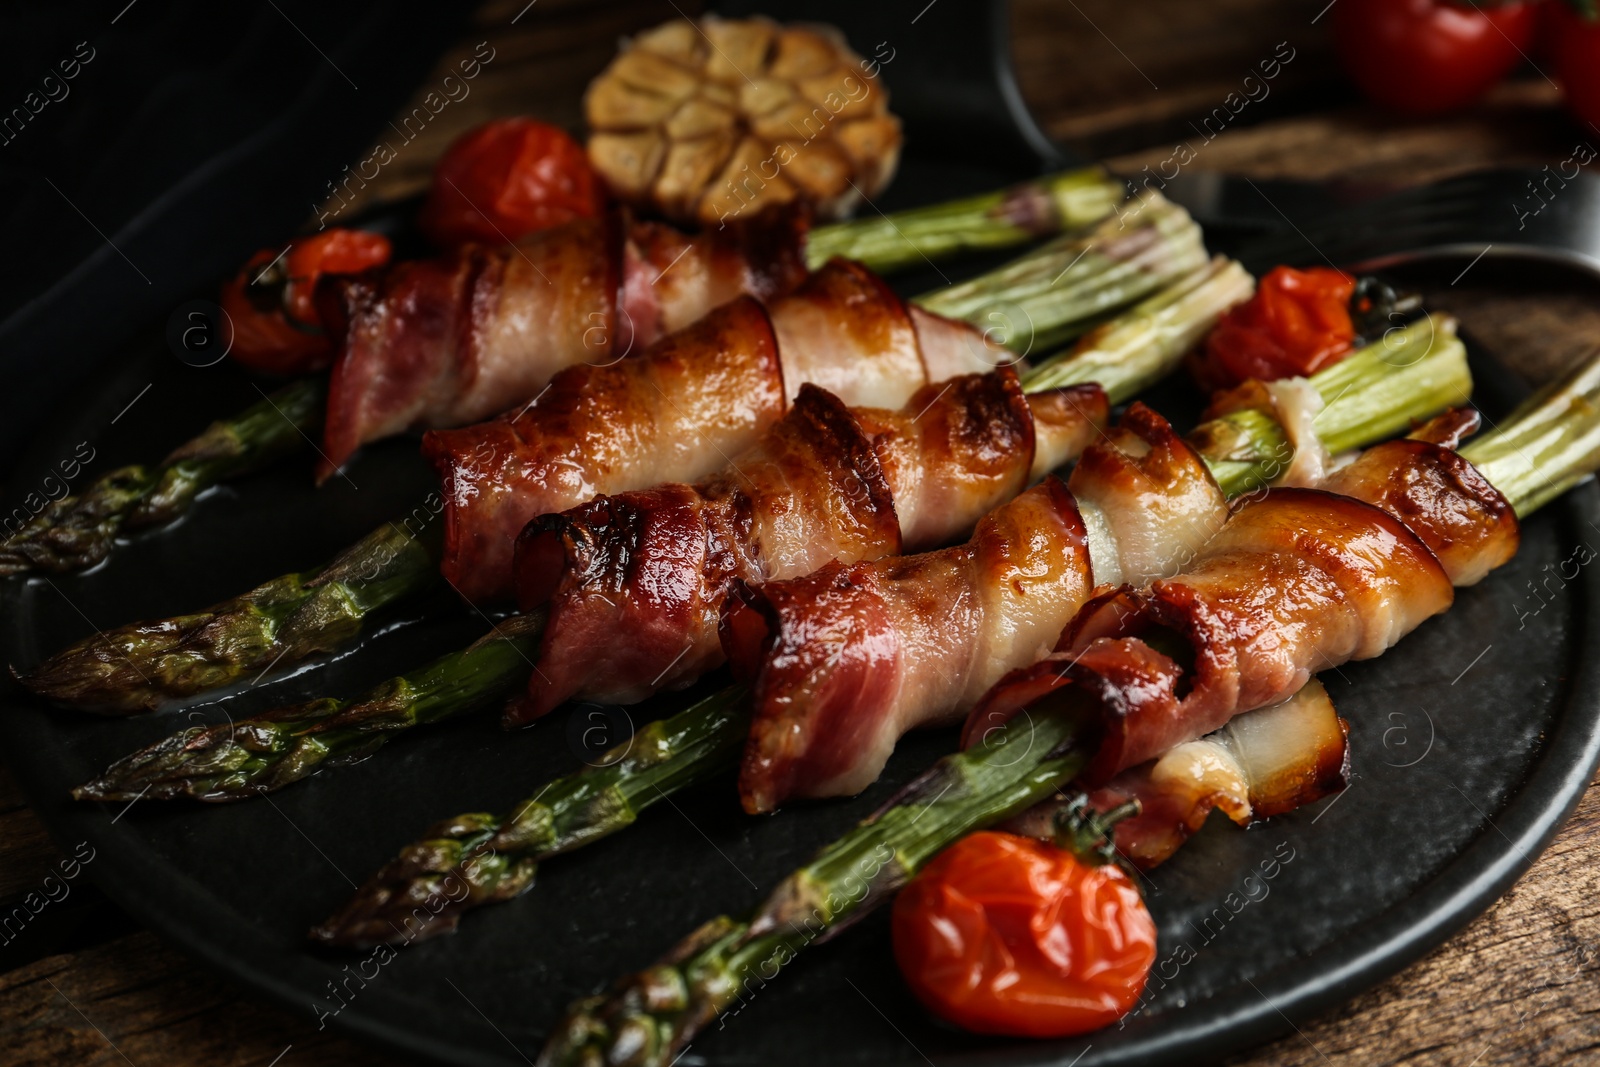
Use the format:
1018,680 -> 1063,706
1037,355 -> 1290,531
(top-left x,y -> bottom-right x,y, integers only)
891,831 -> 1156,1038
1197,266 -> 1358,389
1548,3 -> 1600,131
420,118 -> 604,249
1331,0 -> 1538,116
219,229 -> 392,376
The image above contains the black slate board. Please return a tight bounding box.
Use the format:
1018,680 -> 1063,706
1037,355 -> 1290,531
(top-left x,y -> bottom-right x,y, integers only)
3,160 -> 1599,1067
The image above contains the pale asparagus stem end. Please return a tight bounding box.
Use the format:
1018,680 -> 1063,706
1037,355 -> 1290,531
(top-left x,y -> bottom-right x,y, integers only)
1196,317 -> 1472,498
1021,257 -> 1255,404
803,166 -> 1124,274
1463,346 -> 1600,517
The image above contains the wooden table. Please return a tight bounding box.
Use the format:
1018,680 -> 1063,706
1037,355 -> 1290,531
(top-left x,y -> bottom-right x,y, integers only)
5,2 -> 1600,1063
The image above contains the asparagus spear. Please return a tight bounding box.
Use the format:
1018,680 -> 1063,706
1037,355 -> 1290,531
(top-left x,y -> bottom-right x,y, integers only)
309,314 -> 1467,948
806,166 -> 1127,274
24,207 -> 1210,714
0,379 -> 324,577
21,522 -> 440,713
539,344 -> 1600,1067
308,684 -> 749,946
916,193 -> 1207,355
72,617 -> 544,801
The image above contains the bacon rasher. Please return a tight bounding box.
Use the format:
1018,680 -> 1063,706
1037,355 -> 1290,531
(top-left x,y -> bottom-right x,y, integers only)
726,402 -> 1231,812
319,210 -> 809,479
964,417 -> 1519,790
420,258 -> 1001,603
1002,680 -> 1349,869
504,369 -> 1105,726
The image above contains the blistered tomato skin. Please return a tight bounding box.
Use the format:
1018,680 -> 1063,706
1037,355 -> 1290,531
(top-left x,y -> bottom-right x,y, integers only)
220,229 -> 393,376
892,831 -> 1156,1038
1196,265 -> 1357,390
420,118 -> 604,250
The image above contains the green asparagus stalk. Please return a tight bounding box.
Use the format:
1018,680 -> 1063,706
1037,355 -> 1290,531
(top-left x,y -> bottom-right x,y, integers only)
20,522 -> 440,713
916,192 -> 1208,355
1460,347 -> 1600,517
24,208 -> 1210,714
73,618 -> 542,801
806,166 -> 1127,274
539,705 -> 1093,1067
308,684 -> 749,947
539,347 -> 1600,1067
0,379 -> 324,577
308,310 -> 1469,948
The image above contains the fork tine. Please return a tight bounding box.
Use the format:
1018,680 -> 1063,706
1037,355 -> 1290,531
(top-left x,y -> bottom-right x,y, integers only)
1235,167 -> 1600,277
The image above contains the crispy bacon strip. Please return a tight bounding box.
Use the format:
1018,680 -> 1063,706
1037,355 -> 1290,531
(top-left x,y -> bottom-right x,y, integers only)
964,432 -> 1518,787
319,210 -> 809,479
726,402 -> 1227,813
425,259 -> 999,603
506,370 -> 1106,726
1003,680 -> 1349,869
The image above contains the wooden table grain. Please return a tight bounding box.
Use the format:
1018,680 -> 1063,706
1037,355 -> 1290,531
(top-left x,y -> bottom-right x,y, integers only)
6,2 -> 1600,1064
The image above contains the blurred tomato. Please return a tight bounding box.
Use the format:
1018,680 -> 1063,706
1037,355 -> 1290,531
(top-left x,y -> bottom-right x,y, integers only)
420,118 -> 604,249
1548,2 -> 1600,131
1332,0 -> 1537,115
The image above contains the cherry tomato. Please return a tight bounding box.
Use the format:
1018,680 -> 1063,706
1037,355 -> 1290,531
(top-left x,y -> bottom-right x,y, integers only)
1548,3 -> 1600,131
419,118 -> 604,249
1197,266 -> 1357,390
219,229 -> 392,376
891,831 -> 1156,1038
1331,0 -> 1538,116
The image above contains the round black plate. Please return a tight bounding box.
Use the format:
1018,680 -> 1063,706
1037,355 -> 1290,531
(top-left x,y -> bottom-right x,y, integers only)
3,170 -> 1599,1067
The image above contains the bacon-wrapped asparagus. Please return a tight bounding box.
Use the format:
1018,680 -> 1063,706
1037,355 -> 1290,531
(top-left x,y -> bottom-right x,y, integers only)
728,316 -> 1468,812
305,312 -> 1462,949
319,211 -> 809,479
429,197 -> 1206,605
1001,679 -> 1348,869
26,213 -> 1208,714
76,261 -> 1247,789
537,346 -> 1600,1067
506,369 -> 1105,726
963,405 -> 1520,789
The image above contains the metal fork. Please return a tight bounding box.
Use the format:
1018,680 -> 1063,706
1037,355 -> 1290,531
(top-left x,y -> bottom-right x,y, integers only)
1173,167 -> 1600,279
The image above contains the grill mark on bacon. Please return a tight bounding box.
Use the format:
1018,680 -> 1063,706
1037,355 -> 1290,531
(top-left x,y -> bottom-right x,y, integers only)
424,296 -> 787,604
728,402 -> 1222,813
507,370 -> 1104,726
426,259 -> 1000,604
966,436 -> 1518,791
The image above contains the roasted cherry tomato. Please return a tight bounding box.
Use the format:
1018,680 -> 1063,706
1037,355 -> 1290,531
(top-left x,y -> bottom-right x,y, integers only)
1196,266 -> 1357,390
1548,3 -> 1600,132
1331,0 -> 1538,116
892,830 -> 1156,1038
419,118 -> 604,249
219,229 -> 392,376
